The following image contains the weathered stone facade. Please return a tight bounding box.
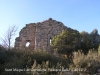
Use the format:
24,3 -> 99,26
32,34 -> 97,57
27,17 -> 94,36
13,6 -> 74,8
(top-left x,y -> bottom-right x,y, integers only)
15,18 -> 67,50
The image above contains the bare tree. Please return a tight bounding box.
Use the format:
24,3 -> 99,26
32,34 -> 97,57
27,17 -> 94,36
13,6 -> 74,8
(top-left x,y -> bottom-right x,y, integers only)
0,25 -> 17,50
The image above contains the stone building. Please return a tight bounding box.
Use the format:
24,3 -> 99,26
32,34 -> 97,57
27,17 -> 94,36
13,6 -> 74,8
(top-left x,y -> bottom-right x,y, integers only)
14,18 -> 67,50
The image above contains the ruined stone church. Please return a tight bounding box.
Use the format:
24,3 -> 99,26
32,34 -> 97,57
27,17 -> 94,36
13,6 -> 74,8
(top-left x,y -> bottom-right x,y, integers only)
14,18 -> 67,50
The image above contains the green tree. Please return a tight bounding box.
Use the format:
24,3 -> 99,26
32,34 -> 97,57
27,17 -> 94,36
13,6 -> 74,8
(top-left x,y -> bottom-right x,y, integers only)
80,31 -> 91,54
90,29 -> 100,50
80,29 -> 100,54
51,28 -> 81,55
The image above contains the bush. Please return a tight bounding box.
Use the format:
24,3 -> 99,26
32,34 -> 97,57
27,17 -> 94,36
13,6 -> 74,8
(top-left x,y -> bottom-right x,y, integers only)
30,60 -> 65,75
70,50 -> 100,74
1,46 -> 100,75
0,49 -> 70,75
51,29 -> 81,55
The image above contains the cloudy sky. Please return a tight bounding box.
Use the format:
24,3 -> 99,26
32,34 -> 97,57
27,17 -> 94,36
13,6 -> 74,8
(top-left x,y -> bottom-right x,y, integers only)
0,0 -> 100,44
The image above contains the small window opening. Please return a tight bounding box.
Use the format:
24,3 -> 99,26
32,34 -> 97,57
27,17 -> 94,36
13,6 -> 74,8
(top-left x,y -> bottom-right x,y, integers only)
50,37 -> 52,45
26,42 -> 30,47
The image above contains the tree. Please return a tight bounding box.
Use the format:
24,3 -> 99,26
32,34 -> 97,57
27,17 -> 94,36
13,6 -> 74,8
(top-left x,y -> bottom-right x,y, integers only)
80,29 -> 100,54
51,28 -> 81,55
0,25 -> 17,50
80,31 -> 91,54
90,29 -> 100,50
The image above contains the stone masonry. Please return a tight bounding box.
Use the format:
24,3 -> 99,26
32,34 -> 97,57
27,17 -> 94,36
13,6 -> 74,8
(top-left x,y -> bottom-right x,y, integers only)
14,18 -> 67,50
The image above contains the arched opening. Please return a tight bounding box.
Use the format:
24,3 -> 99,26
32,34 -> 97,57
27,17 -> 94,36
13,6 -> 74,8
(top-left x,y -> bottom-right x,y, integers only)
26,42 -> 30,47
50,37 -> 52,45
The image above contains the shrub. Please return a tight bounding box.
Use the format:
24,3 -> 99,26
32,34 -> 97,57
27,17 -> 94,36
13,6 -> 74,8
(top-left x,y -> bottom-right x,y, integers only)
70,50 -> 100,74
30,60 -> 64,75
0,49 -> 70,75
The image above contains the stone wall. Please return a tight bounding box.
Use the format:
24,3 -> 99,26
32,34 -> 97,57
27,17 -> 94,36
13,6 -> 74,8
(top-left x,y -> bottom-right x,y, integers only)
15,18 -> 67,50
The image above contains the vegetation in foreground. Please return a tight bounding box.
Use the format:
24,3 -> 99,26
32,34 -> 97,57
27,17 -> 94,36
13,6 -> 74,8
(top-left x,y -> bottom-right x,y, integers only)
0,46 -> 100,75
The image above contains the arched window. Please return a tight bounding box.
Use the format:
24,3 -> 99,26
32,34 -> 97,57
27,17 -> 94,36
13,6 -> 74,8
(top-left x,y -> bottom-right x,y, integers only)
26,42 -> 30,47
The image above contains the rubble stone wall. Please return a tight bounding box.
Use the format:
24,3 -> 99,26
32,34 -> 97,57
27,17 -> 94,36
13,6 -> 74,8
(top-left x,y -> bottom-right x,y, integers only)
15,18 -> 67,50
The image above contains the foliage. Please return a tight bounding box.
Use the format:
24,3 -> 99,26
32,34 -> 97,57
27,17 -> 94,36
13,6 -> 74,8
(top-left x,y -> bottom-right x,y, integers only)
1,46 -> 100,74
90,29 -> 100,49
0,48 -> 70,75
51,28 -> 100,54
70,50 -> 100,74
80,31 -> 91,54
98,45 -> 100,54
30,60 -> 63,75
51,28 -> 81,55
80,29 -> 100,54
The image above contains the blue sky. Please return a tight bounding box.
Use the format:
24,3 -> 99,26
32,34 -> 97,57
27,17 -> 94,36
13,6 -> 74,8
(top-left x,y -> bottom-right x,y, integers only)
0,0 -> 100,44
